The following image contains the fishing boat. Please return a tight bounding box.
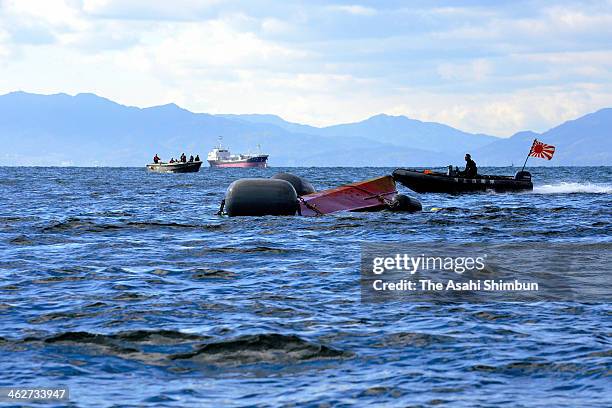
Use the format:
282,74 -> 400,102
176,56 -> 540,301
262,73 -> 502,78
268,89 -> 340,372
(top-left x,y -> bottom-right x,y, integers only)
146,161 -> 202,173
392,168 -> 533,193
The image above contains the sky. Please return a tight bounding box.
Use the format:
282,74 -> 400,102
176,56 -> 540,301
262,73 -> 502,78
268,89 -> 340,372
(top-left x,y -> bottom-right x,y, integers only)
0,0 -> 611,136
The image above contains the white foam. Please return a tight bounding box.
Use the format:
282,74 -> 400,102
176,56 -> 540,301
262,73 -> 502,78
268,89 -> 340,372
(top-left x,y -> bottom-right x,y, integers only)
532,182 -> 612,194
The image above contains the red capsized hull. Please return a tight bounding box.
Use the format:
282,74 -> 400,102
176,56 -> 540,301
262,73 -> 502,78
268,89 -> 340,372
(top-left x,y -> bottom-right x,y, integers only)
298,175 -> 398,216
209,161 -> 267,168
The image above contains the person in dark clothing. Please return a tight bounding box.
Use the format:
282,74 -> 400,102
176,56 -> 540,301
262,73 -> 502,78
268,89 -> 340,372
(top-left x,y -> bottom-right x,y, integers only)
153,154 -> 160,164
180,153 -> 187,163
462,154 -> 477,177
189,155 -> 194,162
194,155 -> 200,161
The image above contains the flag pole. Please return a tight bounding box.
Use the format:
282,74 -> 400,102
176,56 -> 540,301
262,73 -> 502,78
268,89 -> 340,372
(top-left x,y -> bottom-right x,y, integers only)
521,139 -> 536,172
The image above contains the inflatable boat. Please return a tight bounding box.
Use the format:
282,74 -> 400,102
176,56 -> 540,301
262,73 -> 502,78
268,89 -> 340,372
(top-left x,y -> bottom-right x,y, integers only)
220,173 -> 422,216
146,161 -> 202,173
392,168 -> 533,193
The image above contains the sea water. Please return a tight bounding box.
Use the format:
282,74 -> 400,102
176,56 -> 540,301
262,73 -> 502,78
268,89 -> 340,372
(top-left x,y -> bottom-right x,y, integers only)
0,166 -> 610,407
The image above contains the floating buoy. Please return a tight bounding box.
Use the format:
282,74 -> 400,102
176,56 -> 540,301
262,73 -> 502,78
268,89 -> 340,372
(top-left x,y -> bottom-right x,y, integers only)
223,178 -> 299,217
271,172 -> 316,196
386,194 -> 422,212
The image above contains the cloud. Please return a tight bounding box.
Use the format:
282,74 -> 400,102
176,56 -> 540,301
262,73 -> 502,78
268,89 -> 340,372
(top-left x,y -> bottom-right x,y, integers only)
80,0 -> 223,21
0,0 -> 610,136
327,4 -> 377,16
437,59 -> 492,82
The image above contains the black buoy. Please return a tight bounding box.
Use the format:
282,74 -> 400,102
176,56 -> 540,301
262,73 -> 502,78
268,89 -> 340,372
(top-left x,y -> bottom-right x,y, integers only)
224,178 -> 299,216
271,172 -> 316,196
386,194 -> 422,212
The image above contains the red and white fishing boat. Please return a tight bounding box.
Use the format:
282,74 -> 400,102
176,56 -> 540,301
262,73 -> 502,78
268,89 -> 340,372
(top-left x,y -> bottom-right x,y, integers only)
207,137 -> 268,168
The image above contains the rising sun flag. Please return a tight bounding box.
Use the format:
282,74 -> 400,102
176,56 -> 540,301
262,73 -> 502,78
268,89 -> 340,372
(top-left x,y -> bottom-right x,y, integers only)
528,139 -> 556,160
521,139 -> 556,171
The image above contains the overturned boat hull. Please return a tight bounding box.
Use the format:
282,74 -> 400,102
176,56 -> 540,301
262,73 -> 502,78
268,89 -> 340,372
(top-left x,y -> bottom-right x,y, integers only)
146,161 -> 203,173
298,175 -> 399,216
221,174 -> 421,216
392,168 -> 533,193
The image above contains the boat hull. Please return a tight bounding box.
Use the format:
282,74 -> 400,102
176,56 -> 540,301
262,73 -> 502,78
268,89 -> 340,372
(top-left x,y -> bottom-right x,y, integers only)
146,161 -> 202,173
208,155 -> 268,168
299,175 -> 398,216
392,168 -> 533,193
208,161 -> 267,168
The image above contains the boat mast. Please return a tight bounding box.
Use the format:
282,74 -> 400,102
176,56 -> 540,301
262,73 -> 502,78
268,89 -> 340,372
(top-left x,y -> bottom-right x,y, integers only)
521,139 -> 536,172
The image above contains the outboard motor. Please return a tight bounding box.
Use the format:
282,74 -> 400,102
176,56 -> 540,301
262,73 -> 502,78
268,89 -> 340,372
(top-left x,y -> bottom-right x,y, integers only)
514,171 -> 532,181
223,178 -> 299,216
271,172 -> 316,196
447,165 -> 459,176
386,194 -> 422,212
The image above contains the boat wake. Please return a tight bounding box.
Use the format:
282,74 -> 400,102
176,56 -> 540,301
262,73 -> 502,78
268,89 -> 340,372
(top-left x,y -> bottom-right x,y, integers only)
533,182 -> 612,194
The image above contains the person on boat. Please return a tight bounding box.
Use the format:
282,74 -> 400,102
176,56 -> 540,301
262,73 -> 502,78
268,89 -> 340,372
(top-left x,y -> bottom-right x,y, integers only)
462,154 -> 477,178
180,153 -> 187,163
194,154 -> 200,161
189,155 -> 194,162
153,154 -> 160,164
169,158 -> 175,163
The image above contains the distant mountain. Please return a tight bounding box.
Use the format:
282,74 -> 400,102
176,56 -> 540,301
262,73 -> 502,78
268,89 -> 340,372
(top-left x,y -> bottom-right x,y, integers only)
473,108 -> 612,166
216,114 -> 320,135
0,91 -> 609,166
0,91 -> 381,166
226,113 -> 497,162
318,114 -> 497,153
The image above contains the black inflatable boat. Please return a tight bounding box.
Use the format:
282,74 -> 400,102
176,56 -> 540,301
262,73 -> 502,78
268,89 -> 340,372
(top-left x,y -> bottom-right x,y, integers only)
392,168 -> 533,193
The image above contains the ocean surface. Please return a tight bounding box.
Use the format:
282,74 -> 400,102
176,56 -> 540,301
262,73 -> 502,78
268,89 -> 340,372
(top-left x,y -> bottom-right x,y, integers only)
1,166 -> 610,407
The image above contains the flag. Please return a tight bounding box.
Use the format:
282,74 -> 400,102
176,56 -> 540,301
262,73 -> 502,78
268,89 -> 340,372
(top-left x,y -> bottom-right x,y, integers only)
529,139 -> 555,160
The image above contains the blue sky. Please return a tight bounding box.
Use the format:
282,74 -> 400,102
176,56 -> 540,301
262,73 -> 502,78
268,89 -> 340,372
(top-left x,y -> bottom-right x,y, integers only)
0,0 -> 611,135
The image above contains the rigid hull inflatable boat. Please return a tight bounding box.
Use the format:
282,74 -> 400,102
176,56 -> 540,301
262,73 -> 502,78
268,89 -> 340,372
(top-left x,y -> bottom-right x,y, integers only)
392,168 -> 533,193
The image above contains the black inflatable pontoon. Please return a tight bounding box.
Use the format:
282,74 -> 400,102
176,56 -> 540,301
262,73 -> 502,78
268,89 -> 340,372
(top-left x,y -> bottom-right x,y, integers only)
392,168 -> 533,193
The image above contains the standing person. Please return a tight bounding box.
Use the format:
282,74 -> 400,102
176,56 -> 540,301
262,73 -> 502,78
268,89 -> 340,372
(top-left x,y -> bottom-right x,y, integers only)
180,153 -> 187,163
153,154 -> 160,164
462,154 -> 477,178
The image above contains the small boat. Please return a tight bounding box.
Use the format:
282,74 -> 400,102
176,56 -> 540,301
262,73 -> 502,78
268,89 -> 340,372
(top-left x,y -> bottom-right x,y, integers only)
392,168 -> 533,193
146,161 -> 202,173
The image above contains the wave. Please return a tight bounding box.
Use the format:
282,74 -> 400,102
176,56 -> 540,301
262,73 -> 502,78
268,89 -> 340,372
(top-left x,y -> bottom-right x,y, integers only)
170,333 -> 352,364
7,331 -> 351,367
533,182 -> 612,194
41,217 -> 223,234
375,332 -> 455,347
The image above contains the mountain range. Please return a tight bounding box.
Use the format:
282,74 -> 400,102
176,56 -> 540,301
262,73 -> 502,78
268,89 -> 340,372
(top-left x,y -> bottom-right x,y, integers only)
0,91 -> 610,166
